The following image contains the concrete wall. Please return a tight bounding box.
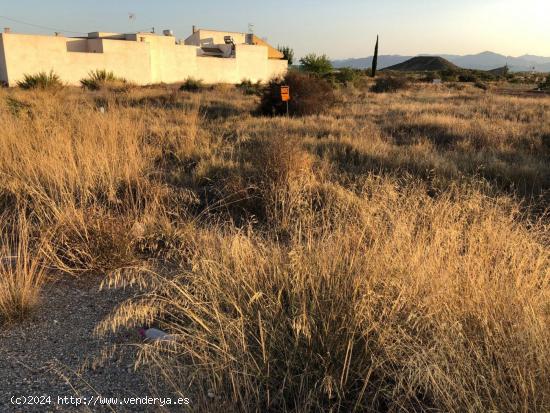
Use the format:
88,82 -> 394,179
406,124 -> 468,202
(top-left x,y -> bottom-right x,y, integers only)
0,32 -> 287,86
151,42 -> 198,84
194,45 -> 287,84
0,35 -> 8,84
0,33 -> 152,85
185,30 -> 247,47
251,35 -> 285,59
267,59 -> 289,81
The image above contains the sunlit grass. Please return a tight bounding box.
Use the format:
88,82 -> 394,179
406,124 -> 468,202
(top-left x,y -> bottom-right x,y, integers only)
0,82 -> 549,411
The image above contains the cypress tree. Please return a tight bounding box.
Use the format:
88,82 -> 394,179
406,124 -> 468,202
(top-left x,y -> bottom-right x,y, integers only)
371,35 -> 379,78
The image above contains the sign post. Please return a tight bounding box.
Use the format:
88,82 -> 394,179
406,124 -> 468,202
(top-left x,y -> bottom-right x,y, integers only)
281,85 -> 290,116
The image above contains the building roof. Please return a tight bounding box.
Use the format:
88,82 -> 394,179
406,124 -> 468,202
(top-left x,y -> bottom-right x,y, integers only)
185,28 -> 284,59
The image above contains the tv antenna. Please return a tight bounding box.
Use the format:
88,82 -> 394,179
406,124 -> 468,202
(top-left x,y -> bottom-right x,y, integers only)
248,23 -> 254,34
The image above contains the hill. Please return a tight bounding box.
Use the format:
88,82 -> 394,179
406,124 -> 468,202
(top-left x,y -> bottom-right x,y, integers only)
333,55 -> 412,70
488,66 -> 510,76
383,56 -> 460,72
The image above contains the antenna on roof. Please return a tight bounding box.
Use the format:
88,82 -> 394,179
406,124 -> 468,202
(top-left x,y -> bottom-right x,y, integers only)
248,23 -> 254,34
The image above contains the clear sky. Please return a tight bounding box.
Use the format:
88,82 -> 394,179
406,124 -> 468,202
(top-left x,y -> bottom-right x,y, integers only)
1,0 -> 549,58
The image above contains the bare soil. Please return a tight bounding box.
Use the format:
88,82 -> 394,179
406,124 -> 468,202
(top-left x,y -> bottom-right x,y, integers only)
0,277 -> 166,412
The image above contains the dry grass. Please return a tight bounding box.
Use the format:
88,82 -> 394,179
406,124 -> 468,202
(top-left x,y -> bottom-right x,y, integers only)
99,182 -> 549,412
1,81 -> 549,411
0,216 -> 47,325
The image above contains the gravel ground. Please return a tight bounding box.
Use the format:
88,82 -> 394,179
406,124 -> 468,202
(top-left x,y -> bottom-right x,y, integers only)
0,278 -> 185,412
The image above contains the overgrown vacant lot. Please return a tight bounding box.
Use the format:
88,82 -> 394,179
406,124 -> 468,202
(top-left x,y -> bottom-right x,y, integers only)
0,82 -> 549,412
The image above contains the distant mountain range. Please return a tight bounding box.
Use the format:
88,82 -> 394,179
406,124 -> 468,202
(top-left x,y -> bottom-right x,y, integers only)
333,51 -> 550,72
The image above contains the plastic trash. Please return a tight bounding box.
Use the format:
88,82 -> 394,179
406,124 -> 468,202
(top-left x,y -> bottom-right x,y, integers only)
138,327 -> 176,343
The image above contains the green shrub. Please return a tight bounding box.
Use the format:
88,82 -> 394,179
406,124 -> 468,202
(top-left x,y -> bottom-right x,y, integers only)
80,70 -> 128,91
323,68 -> 362,88
180,77 -> 204,92
477,71 -> 497,82
422,72 -> 440,83
334,67 -> 359,85
277,46 -> 295,66
258,71 -> 335,117
17,71 -> 63,90
238,79 -> 263,96
371,76 -> 409,93
299,54 -> 333,75
458,73 -> 478,82
539,77 -> 550,90
439,69 -> 459,82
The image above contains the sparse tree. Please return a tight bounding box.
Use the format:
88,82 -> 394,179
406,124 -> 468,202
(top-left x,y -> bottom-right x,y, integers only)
299,53 -> 333,75
371,35 -> 379,78
278,46 -> 295,66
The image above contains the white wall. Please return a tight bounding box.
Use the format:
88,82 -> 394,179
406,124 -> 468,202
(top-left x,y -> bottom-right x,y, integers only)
0,33 -> 152,85
0,32 -> 287,86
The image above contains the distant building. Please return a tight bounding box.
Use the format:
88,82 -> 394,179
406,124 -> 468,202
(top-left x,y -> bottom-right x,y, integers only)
0,27 -> 287,86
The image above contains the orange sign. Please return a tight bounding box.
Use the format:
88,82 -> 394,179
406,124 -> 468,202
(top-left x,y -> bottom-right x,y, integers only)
281,86 -> 290,102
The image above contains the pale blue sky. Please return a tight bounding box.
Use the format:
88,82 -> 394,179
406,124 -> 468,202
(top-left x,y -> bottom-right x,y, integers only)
1,0 -> 549,58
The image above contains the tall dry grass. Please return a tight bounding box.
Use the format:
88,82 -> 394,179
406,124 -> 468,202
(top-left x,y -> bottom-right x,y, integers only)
0,88 -> 207,273
0,216 -> 47,325
0,82 -> 549,411
99,176 -> 549,412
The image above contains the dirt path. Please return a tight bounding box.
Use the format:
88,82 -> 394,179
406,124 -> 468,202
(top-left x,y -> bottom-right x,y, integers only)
0,278 -> 173,412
